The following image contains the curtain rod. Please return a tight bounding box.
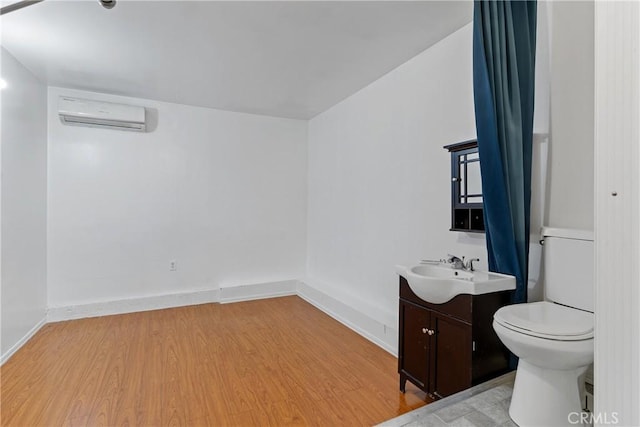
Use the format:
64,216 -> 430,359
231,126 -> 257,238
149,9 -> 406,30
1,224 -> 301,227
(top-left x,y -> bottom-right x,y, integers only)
0,0 -> 45,16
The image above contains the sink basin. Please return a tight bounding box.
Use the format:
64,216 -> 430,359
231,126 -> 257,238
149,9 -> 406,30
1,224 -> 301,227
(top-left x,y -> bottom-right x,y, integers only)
396,263 -> 516,304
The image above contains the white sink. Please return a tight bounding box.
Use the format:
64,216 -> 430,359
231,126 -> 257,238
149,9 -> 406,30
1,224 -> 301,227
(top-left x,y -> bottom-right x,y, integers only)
396,263 -> 516,304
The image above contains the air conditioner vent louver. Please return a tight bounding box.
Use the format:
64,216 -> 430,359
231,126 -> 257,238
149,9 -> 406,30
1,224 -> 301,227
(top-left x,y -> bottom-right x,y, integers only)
58,97 -> 147,132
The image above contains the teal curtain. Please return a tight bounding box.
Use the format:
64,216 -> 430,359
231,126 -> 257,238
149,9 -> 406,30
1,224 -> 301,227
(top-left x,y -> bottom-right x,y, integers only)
472,0 -> 537,304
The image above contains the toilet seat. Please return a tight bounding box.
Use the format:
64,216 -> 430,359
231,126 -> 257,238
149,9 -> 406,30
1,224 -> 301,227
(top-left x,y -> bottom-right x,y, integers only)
494,301 -> 593,341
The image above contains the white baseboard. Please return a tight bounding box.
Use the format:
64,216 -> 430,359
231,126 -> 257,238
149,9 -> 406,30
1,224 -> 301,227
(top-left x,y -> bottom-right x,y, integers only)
218,279 -> 298,304
47,288 -> 220,322
1,317 -> 47,366
296,281 -> 398,356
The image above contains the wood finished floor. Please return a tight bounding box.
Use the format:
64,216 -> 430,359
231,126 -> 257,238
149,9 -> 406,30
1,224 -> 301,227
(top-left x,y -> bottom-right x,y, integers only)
1,296 -> 431,426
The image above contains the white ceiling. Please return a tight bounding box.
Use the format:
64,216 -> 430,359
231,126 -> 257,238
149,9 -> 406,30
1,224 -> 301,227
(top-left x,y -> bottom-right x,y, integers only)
1,0 -> 472,119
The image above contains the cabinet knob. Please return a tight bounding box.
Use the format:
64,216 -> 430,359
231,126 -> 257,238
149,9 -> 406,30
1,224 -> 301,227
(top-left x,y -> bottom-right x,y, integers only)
422,328 -> 428,334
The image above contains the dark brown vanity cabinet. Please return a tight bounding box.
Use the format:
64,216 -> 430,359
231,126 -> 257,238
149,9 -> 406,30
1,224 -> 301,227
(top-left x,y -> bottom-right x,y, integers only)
398,276 -> 511,400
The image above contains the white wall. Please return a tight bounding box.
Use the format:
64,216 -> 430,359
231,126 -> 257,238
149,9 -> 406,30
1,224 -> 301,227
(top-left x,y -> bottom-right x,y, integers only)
306,16 -> 552,350
547,1 -> 594,230
1,48 -> 48,357
306,24 -> 483,348
47,87 -> 307,308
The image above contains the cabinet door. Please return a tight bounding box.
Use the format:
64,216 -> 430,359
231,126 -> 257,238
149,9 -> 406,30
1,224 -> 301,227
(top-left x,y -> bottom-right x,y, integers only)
399,301 -> 431,389
430,313 -> 472,398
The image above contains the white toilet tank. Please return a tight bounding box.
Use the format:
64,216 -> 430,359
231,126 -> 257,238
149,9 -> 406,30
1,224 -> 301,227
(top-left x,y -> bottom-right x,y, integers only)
542,227 -> 594,312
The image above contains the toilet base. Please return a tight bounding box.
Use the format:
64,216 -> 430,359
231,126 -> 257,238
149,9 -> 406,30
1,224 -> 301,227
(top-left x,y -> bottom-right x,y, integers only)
509,360 -> 587,427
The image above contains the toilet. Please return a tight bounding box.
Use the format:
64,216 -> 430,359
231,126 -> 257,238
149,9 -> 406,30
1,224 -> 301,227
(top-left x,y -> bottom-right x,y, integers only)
493,227 -> 594,427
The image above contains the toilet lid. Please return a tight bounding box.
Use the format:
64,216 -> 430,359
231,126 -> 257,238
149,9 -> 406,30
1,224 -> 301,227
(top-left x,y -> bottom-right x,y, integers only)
494,301 -> 593,340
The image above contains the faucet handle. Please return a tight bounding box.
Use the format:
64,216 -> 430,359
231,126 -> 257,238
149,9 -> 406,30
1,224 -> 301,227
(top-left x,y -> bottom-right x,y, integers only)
445,254 -> 465,269
446,254 -> 462,262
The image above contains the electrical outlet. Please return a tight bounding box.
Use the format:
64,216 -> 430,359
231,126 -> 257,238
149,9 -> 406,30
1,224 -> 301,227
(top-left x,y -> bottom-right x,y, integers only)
169,260 -> 177,271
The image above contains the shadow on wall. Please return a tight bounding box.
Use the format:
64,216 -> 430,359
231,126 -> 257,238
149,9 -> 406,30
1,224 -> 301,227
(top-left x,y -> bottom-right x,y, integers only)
528,242 -> 543,302
529,132 -> 549,303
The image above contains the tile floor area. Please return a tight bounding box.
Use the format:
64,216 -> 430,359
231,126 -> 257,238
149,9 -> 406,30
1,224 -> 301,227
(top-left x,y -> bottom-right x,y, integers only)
380,372 -> 517,427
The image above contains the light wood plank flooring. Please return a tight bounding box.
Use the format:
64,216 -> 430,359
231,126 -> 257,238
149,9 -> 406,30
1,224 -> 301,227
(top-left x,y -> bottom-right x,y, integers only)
1,296 -> 430,426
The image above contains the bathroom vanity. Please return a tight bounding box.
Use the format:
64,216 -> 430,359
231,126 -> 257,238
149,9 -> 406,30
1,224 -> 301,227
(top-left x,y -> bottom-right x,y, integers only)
398,276 -> 512,400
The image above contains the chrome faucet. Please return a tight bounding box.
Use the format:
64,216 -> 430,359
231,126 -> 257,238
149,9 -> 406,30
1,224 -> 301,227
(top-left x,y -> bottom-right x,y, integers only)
446,255 -> 480,271
420,255 -> 480,271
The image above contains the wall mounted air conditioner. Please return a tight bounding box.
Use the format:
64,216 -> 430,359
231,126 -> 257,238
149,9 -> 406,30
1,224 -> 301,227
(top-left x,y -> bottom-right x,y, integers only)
58,97 -> 146,132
